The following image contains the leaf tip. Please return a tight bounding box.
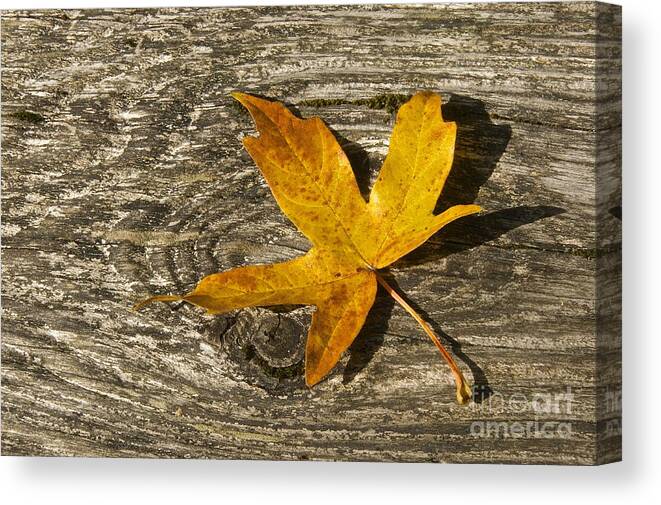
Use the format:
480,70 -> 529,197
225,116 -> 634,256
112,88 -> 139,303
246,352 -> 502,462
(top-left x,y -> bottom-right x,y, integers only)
230,90 -> 245,100
132,295 -> 182,312
305,370 -> 322,388
452,203 -> 481,218
132,298 -> 152,312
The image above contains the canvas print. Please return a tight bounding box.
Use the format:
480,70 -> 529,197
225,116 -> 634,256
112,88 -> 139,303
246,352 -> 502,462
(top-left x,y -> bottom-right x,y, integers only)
1,2 -> 621,464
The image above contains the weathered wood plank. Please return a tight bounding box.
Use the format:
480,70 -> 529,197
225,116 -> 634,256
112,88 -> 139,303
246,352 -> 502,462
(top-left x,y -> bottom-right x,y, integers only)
1,2 -> 621,464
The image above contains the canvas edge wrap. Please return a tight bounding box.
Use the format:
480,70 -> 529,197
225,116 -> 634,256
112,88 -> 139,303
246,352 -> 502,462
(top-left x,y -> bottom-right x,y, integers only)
594,1 -> 622,465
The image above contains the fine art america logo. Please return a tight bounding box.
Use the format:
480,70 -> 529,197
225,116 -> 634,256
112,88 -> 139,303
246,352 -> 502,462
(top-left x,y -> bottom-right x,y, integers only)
469,385 -> 622,439
470,387 -> 575,439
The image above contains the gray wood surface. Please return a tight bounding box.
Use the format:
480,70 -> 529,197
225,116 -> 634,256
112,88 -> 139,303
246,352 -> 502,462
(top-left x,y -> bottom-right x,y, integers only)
1,2 -> 621,464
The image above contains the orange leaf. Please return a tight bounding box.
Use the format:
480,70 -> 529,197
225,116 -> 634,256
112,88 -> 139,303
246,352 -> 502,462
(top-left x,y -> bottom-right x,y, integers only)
136,91 -> 480,403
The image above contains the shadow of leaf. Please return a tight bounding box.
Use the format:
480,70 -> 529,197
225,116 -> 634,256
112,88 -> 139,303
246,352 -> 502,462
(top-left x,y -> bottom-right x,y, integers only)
400,205 -> 566,267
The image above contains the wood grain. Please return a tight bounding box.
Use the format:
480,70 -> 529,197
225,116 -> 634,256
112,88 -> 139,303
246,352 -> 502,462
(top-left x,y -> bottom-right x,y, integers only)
1,2 -> 621,464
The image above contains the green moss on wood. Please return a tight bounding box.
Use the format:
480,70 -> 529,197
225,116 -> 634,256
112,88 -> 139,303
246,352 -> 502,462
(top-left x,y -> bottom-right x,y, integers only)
299,98 -> 352,108
300,93 -> 412,114
355,93 -> 411,114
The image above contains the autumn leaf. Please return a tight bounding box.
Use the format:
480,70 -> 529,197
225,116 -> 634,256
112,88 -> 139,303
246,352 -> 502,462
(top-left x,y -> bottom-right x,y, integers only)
135,91 -> 480,404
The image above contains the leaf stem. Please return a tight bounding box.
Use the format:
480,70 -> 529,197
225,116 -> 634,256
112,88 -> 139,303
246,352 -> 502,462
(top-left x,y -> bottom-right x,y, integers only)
374,272 -> 472,405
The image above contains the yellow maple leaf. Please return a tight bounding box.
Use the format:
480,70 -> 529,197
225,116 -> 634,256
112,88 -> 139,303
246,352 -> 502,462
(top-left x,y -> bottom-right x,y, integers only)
135,91 -> 480,404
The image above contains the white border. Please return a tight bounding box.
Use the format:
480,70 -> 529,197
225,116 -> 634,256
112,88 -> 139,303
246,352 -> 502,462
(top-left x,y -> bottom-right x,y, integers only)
3,0 -> 660,504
